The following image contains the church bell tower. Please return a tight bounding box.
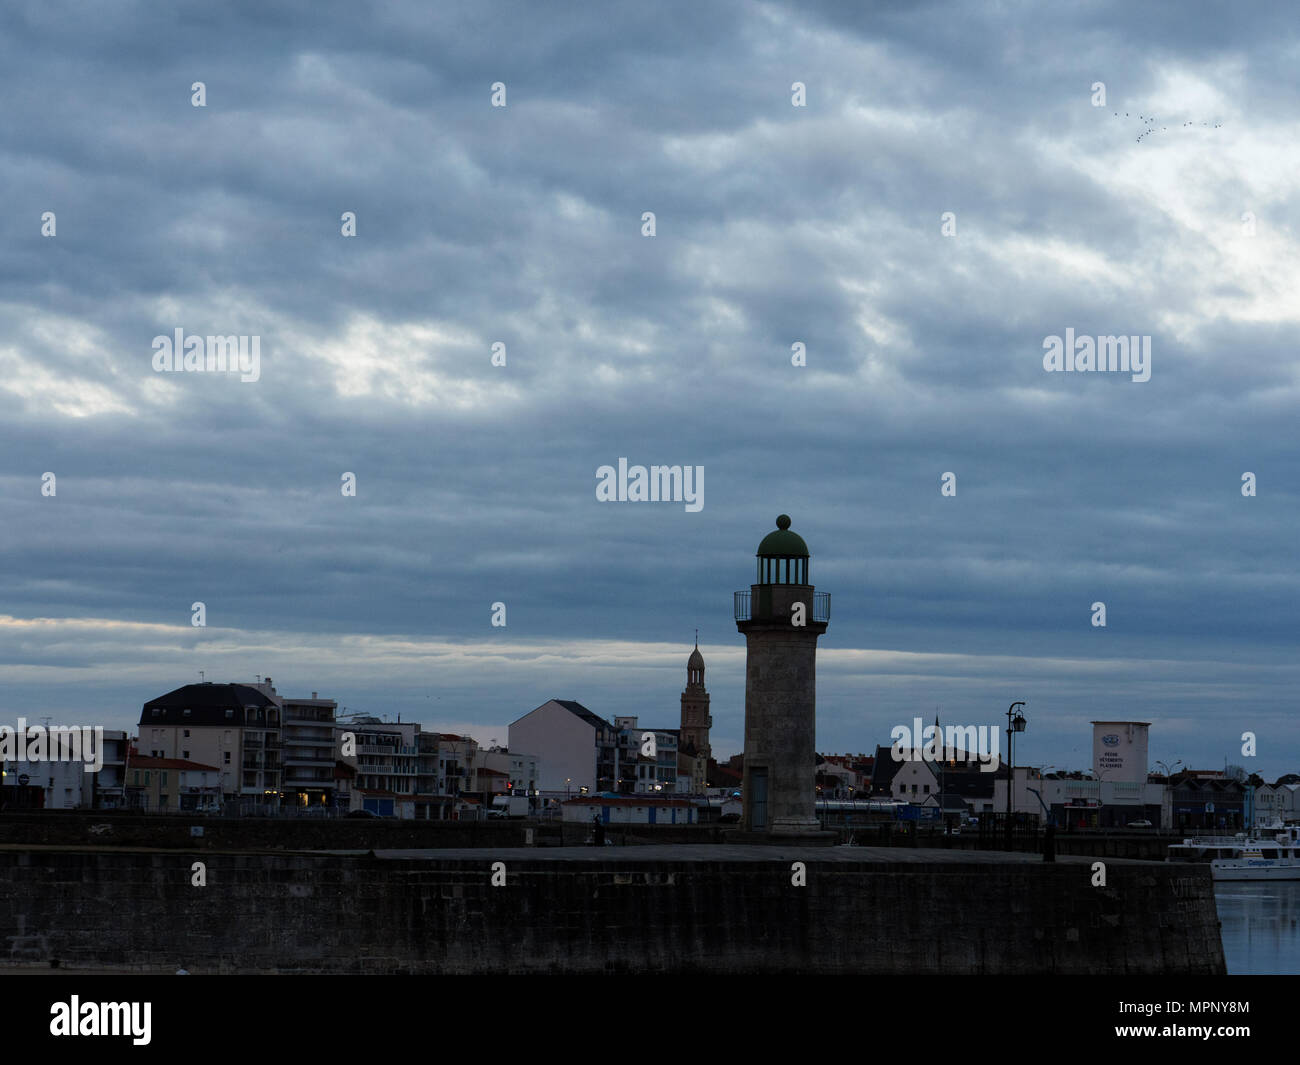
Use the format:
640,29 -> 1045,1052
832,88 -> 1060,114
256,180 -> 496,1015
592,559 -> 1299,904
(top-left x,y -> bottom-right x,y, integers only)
679,638 -> 712,765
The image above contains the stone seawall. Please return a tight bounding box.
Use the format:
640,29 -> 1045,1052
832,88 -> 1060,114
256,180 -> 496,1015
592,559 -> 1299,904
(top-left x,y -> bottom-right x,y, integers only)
0,846 -> 1224,974
0,812 -> 725,850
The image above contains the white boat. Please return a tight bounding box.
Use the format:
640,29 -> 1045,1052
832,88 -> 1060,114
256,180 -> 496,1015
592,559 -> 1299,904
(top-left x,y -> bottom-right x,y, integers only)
1167,825 -> 1300,881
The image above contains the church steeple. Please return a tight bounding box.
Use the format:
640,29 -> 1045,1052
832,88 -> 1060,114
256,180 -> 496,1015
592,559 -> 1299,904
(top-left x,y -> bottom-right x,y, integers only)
680,635 -> 711,766
687,632 -> 705,687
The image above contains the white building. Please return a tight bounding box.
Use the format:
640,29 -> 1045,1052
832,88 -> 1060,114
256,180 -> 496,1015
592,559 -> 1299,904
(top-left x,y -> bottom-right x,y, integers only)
340,718 -> 419,816
1255,783 -> 1300,827
1,725 -> 107,809
561,795 -> 696,825
21,757 -> 94,809
993,771 -> 1168,828
509,699 -> 616,795
889,758 -> 942,804
94,730 -> 130,808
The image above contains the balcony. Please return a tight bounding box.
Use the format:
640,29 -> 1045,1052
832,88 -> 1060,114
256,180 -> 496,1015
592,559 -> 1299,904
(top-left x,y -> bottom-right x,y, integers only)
733,590 -> 830,622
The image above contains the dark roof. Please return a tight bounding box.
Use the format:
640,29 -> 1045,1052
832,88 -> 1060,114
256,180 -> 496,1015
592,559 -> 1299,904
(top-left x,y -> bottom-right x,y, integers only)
924,793 -> 971,810
756,515 -> 810,558
550,700 -> 613,732
871,745 -> 905,790
140,683 -> 278,727
128,756 -> 221,772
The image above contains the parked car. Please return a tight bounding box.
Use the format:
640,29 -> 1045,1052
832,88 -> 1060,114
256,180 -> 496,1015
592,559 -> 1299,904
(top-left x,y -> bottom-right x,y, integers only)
1127,819 -> 1153,828
345,809 -> 380,819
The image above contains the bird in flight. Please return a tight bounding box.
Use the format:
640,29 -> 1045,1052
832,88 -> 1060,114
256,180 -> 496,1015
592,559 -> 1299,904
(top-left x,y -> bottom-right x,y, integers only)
1113,110 -> 1222,143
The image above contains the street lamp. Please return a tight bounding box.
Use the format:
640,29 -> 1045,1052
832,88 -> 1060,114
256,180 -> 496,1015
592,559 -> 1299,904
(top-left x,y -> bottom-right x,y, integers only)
1153,759 -> 1182,782
1005,702 -> 1026,849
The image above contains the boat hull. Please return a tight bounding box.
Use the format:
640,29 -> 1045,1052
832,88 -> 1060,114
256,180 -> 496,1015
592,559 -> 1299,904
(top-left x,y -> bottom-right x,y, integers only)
1211,860 -> 1300,881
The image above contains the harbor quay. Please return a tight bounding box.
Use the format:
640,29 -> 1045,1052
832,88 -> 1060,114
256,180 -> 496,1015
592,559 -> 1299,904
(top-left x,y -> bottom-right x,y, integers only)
0,843 -> 1223,975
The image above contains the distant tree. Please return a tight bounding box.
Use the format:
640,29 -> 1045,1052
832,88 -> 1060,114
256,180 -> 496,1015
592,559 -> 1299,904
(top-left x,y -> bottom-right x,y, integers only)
1247,773 -> 1265,788
1275,773 -> 1300,787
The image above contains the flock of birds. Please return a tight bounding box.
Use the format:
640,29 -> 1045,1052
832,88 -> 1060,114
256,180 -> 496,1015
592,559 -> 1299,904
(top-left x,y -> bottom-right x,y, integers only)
1115,111 -> 1224,143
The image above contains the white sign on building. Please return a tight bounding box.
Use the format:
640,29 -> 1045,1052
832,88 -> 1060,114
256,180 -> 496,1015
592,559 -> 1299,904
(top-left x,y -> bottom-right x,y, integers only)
1091,721 -> 1150,784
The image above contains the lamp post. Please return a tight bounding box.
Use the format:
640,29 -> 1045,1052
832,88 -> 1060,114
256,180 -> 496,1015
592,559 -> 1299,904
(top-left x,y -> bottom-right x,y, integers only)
1153,760 -> 1182,831
1154,759 -> 1182,782
1005,702 -> 1026,850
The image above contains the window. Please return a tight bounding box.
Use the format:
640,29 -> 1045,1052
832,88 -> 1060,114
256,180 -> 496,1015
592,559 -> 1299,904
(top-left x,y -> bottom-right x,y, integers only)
133,771 -> 139,785
182,750 -> 190,759
144,772 -> 151,786
151,709 -> 160,717
225,709 -> 234,719
161,772 -> 168,787
923,785 -> 930,794
911,784 -> 917,795
183,729 -> 190,738
224,752 -> 231,764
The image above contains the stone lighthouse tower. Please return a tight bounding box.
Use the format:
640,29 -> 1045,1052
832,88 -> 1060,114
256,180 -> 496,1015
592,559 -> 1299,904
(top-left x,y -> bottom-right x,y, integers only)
736,515 -> 830,837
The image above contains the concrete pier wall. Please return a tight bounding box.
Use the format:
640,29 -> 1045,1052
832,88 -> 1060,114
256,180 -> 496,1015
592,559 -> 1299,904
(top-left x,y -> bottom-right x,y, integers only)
0,847 -> 1224,974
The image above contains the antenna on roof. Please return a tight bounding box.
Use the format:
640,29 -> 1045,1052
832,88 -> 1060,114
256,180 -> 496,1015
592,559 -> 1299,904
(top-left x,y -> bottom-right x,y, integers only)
199,671 -> 204,682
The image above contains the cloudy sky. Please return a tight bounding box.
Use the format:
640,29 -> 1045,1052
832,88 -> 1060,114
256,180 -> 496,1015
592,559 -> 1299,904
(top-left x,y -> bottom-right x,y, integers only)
2,0 -> 1297,779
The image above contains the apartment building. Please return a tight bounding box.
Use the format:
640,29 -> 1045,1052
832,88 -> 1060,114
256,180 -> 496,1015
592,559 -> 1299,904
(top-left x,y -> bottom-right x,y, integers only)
611,717 -> 681,795
437,733 -> 480,801
280,691 -> 338,807
341,717 -> 419,816
94,730 -> 130,809
138,681 -> 283,802
509,699 -> 616,796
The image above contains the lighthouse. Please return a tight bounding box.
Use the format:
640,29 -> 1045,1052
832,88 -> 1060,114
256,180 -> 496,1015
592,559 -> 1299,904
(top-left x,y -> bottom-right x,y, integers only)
735,515 -> 831,838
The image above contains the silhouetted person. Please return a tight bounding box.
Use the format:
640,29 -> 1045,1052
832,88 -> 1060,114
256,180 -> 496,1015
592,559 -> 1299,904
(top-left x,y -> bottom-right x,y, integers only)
592,813 -> 605,847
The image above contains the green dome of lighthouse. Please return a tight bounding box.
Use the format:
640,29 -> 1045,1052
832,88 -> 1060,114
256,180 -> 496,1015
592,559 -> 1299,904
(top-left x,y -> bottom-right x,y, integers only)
757,514 -> 809,558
